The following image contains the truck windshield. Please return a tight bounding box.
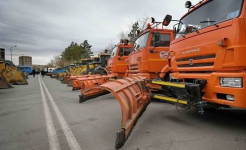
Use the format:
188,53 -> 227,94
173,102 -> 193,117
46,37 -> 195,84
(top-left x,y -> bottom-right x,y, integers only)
176,0 -> 243,39
134,32 -> 150,51
111,47 -> 117,57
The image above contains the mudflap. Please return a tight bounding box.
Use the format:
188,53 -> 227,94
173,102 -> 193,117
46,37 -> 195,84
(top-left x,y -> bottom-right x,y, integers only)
0,72 -> 13,89
80,76 -> 150,149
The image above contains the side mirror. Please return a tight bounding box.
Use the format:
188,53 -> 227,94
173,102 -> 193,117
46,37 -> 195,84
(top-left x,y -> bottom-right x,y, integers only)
185,1 -> 192,8
154,42 -> 159,47
153,32 -> 160,47
173,26 -> 177,37
150,17 -> 155,23
135,44 -> 140,50
124,39 -> 129,45
136,30 -> 140,35
163,15 -> 172,26
154,32 -> 160,42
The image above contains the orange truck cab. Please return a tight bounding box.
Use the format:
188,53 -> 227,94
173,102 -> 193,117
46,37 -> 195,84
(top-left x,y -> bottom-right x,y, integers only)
107,41 -> 133,78
150,0 -> 246,113
127,28 -> 173,79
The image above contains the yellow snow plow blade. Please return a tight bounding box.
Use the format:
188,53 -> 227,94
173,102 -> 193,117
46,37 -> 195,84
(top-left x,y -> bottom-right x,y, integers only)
12,71 -> 28,85
0,71 -> 13,89
0,61 -> 13,88
5,66 -> 28,85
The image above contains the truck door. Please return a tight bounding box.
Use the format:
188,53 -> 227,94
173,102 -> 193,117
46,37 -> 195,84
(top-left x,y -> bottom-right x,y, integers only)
148,33 -> 171,73
116,47 -> 132,74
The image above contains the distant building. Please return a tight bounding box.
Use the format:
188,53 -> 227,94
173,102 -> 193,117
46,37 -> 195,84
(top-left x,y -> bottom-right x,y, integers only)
0,48 -> 5,60
19,56 -> 32,66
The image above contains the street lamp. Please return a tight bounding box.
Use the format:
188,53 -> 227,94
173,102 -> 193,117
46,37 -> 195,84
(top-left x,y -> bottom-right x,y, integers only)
10,45 -> 17,63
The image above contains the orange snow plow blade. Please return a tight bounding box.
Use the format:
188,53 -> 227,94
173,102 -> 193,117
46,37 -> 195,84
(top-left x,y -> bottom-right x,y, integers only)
62,75 -> 83,84
79,76 -> 150,149
66,75 -> 87,86
73,76 -> 105,91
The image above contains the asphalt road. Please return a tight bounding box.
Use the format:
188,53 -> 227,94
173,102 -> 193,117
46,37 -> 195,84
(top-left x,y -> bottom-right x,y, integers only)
0,75 -> 246,150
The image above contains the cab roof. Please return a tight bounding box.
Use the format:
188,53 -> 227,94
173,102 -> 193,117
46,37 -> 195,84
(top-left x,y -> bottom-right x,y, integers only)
139,28 -> 173,37
180,0 -> 208,20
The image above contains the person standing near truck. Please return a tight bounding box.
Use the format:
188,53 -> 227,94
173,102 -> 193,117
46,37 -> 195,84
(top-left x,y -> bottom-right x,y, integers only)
41,70 -> 45,77
32,69 -> 36,78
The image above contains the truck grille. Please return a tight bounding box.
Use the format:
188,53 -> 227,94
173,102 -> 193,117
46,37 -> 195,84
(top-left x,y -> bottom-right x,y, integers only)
129,64 -> 139,71
176,54 -> 216,68
178,62 -> 214,68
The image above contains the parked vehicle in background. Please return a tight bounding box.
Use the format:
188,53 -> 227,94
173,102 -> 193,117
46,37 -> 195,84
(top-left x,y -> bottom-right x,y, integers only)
50,68 -> 66,78
43,68 -> 56,73
43,68 -> 56,76
17,66 -> 32,74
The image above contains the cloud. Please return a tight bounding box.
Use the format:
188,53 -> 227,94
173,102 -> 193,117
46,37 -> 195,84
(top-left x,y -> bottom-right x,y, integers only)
0,0 -> 200,65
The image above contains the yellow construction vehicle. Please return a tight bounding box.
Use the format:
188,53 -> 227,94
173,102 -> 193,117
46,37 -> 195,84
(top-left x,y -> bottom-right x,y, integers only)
2,63 -> 28,85
66,53 -> 111,87
61,59 -> 94,84
0,60 -> 13,89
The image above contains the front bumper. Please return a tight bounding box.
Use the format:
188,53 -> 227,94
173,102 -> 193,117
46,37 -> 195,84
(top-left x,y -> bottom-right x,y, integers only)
171,72 -> 246,108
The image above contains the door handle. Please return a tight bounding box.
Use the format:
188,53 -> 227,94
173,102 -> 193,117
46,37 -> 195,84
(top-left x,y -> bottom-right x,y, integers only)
149,49 -> 159,53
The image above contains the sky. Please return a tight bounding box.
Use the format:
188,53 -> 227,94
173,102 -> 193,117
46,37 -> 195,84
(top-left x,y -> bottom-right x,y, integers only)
0,0 -> 200,65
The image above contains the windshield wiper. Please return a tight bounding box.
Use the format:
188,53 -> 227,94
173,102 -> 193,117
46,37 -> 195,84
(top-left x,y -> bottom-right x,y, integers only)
200,20 -> 219,28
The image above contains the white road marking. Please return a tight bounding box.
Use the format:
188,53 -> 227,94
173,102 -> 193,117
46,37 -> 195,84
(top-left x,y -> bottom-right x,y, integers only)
39,76 -> 61,150
40,76 -> 82,150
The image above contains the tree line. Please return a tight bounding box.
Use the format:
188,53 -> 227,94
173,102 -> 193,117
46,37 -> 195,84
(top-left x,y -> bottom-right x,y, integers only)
45,40 -> 93,68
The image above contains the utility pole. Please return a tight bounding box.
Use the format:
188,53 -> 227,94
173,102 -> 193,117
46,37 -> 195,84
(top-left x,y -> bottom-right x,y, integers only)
10,45 -> 17,63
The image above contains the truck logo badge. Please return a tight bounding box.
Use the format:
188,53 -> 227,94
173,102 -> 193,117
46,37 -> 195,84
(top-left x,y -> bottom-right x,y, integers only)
182,48 -> 200,54
160,51 -> 168,59
189,59 -> 193,66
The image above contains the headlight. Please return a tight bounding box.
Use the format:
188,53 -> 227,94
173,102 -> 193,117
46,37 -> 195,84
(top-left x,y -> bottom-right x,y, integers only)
220,78 -> 243,88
